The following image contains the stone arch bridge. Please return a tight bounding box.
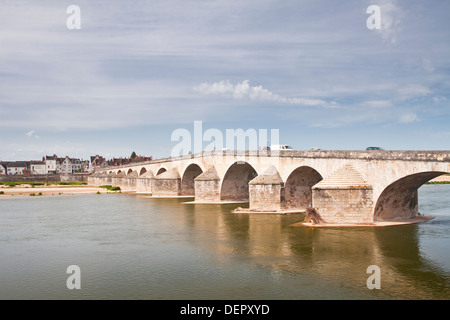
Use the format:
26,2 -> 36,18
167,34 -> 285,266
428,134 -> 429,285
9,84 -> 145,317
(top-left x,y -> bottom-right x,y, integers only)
88,150 -> 450,225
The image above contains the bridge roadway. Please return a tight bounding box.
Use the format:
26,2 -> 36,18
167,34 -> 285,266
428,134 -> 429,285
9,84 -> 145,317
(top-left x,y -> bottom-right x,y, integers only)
89,150 -> 450,226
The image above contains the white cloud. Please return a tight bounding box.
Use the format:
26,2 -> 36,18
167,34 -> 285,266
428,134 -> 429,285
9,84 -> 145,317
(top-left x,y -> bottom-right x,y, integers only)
363,100 -> 393,108
374,0 -> 405,45
397,84 -> 432,100
399,113 -> 420,123
194,80 -> 338,108
25,130 -> 40,139
433,96 -> 447,103
422,58 -> 435,72
25,130 -> 35,138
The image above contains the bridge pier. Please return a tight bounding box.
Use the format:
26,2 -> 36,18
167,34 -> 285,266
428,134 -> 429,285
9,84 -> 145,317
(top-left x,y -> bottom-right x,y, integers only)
248,166 -> 284,212
312,188 -> 374,224
151,169 -> 181,197
311,165 -> 374,224
106,172 -> 115,185
120,171 -> 137,192
136,171 -> 153,194
193,167 -> 221,202
111,171 -> 125,189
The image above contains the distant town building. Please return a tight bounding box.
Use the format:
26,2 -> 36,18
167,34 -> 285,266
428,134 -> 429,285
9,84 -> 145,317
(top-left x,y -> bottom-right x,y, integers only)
131,155 -> 153,163
1,153 -> 151,175
71,158 -> 83,173
107,157 -> 131,167
45,155 -> 59,174
81,160 -> 90,172
30,160 -> 46,174
0,162 -> 6,175
56,156 -> 85,174
3,161 -> 28,175
90,155 -> 107,172
107,155 -> 153,167
59,156 -> 73,174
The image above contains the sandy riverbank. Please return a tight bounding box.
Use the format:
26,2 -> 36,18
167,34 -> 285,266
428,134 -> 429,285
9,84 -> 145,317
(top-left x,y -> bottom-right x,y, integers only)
292,215 -> 434,228
0,184 -> 107,197
430,174 -> 450,182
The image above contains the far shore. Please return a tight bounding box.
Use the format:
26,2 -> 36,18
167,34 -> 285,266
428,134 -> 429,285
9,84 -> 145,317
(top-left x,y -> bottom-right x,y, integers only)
0,184 -> 110,197
1,173 -> 449,198
429,174 -> 450,182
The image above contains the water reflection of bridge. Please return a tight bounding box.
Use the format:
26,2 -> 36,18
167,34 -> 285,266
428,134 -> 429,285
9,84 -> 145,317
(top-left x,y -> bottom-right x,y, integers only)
154,198 -> 449,299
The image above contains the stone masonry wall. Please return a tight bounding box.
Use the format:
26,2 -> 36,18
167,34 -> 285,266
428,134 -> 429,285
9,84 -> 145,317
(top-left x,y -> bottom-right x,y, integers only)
136,178 -> 152,194
194,180 -> 220,202
152,178 -> 181,196
312,188 -> 374,224
249,184 -> 282,212
1,174 -> 88,183
118,178 -> 137,192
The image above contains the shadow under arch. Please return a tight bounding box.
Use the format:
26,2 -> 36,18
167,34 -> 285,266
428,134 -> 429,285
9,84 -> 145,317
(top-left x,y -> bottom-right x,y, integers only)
156,167 -> 167,175
181,164 -> 203,196
139,167 -> 147,176
374,171 -> 448,221
282,166 -> 323,210
221,162 -> 258,201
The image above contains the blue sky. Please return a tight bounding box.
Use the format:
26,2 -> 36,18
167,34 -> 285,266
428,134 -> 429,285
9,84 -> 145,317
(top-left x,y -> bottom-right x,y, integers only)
0,0 -> 449,161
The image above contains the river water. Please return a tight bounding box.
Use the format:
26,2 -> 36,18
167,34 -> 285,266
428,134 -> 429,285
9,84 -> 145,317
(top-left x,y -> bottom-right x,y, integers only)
0,185 -> 449,300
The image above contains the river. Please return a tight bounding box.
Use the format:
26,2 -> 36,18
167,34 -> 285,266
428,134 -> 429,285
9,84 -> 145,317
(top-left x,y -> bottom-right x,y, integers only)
0,184 -> 449,300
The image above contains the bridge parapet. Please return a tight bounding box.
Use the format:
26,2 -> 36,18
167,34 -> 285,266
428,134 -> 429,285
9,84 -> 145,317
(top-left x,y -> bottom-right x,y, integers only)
98,150 -> 450,172
277,150 -> 450,162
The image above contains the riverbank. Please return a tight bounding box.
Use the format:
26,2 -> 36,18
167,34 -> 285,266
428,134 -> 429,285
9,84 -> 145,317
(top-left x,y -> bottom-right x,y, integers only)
428,174 -> 450,183
0,184 -> 106,197
292,215 -> 434,228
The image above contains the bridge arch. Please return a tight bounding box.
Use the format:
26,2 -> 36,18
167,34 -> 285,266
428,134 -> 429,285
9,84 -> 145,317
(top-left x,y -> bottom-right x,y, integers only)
282,166 -> 323,210
117,170 -> 122,174
156,167 -> 167,175
221,161 -> 258,201
139,167 -> 147,176
127,169 -> 133,175
181,164 -> 203,196
374,171 -> 448,221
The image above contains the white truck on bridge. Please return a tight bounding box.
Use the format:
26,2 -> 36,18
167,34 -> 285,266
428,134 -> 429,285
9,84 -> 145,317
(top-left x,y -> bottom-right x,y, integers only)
262,144 -> 293,151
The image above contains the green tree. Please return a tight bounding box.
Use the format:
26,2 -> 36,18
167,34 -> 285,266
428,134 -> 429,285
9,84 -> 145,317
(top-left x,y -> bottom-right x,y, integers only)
131,151 -> 136,159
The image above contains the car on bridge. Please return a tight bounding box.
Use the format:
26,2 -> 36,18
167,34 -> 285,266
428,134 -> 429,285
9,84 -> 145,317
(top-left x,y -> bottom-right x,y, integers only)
366,147 -> 384,150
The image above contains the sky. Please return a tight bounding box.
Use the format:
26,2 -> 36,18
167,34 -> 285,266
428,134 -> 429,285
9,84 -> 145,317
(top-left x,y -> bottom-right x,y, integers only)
0,0 -> 449,161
